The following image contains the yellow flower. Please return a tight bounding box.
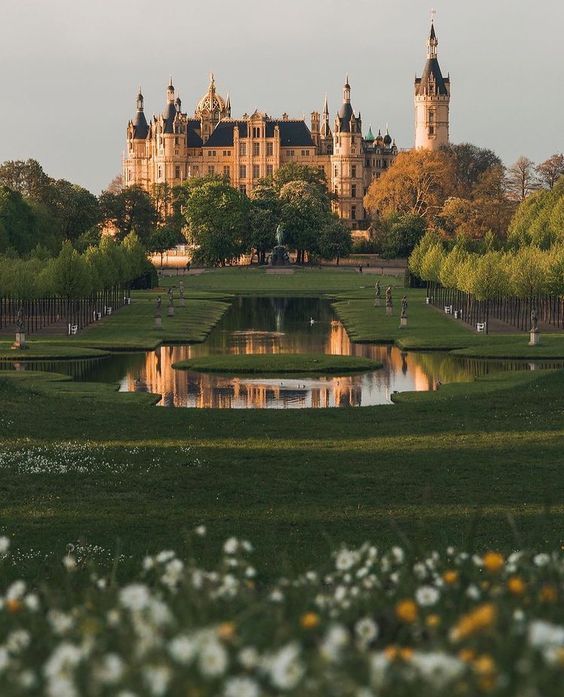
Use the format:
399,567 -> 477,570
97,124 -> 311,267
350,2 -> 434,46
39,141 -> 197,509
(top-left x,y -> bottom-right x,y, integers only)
483,552 -> 504,574
442,569 -> 459,585
6,599 -> 22,614
458,648 -> 476,663
507,576 -> 526,596
395,599 -> 418,623
384,645 -> 413,662
474,654 -> 497,691
450,603 -> 497,642
539,584 -> 558,603
300,612 -> 320,629
217,622 -> 236,640
425,613 -> 441,628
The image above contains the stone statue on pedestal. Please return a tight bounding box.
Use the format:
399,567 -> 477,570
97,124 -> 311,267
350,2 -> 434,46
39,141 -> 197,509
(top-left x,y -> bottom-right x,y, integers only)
385,286 -> 393,316
400,295 -> 408,327
271,224 -> 291,266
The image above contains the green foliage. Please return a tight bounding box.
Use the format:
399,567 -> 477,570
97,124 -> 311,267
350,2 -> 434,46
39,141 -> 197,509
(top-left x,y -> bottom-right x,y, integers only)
508,178 -> 564,248
0,185 -> 38,255
184,178 -> 250,266
44,240 -> 92,298
99,185 -> 157,245
371,213 -> 426,258
280,181 -> 329,263
272,162 -> 330,205
249,183 -> 280,263
317,215 -> 352,261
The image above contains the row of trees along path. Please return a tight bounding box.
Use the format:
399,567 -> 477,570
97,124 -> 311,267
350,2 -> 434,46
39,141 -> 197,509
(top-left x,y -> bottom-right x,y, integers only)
0,236 -> 152,336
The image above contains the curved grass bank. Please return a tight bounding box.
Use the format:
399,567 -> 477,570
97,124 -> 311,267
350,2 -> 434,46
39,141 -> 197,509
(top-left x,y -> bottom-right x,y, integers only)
173,353 -> 382,374
0,343 -> 109,361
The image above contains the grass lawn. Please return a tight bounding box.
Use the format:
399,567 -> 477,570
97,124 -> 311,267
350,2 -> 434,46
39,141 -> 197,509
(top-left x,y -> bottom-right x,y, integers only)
173,353 -> 382,374
1,364 -> 564,579
2,267 -> 564,580
0,344 -> 109,360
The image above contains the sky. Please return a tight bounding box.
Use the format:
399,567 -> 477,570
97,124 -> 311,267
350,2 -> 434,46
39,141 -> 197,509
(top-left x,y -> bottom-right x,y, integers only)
0,0 -> 562,194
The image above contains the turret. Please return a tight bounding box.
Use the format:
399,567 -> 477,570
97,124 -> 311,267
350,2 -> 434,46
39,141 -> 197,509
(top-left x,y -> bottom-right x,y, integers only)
414,21 -> 450,150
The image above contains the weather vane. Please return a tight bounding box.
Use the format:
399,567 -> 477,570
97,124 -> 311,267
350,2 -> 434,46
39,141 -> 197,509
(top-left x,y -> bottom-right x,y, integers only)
431,8 -> 436,23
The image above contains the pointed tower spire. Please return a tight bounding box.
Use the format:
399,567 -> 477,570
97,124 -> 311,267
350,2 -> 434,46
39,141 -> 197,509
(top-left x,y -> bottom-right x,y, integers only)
132,87 -> 149,139
323,94 -> 329,115
343,76 -> 351,103
427,21 -> 438,58
167,77 -> 175,103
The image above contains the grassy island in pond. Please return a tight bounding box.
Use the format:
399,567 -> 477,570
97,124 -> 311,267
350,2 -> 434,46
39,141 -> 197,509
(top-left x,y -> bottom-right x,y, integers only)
173,353 -> 382,374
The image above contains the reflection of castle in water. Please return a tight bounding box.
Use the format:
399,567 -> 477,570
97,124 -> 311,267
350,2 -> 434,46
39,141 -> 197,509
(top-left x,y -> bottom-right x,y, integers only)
122,310 -> 442,409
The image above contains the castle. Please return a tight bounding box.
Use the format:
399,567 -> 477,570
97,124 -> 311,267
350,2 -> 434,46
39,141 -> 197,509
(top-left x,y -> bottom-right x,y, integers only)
123,22 -> 450,229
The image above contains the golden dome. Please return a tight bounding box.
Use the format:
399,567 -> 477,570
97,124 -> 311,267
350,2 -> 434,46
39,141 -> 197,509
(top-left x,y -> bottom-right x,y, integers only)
196,74 -> 227,114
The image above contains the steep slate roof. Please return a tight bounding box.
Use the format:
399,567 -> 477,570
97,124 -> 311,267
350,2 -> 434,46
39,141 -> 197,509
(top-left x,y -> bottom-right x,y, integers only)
132,111 -> 149,140
415,58 -> 449,96
186,119 -> 203,147
337,102 -> 354,132
203,120 -> 314,147
162,102 -> 177,133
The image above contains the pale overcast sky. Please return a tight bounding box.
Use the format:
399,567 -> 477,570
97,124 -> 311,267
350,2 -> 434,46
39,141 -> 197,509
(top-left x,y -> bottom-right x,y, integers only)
0,0 -> 562,193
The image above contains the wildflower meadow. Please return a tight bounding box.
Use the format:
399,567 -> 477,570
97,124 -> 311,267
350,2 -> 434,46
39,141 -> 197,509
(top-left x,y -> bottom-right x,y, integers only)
1,530 -> 563,696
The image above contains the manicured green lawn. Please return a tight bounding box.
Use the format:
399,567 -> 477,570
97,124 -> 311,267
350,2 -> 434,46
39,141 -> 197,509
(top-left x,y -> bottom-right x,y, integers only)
2,267 -> 564,580
1,365 -> 564,579
173,353 -> 382,374
0,344 -> 109,360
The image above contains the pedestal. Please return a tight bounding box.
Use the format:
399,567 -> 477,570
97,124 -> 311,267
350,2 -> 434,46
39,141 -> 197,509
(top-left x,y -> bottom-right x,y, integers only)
400,317 -> 408,328
374,298 -> 382,307
386,306 -> 393,317
11,332 -> 27,350
179,298 -> 186,307
155,316 -> 162,328
529,330 -> 540,346
167,306 -> 174,317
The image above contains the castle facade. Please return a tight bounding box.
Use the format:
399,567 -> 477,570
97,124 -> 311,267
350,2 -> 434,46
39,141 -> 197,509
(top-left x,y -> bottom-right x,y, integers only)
123,23 -> 449,228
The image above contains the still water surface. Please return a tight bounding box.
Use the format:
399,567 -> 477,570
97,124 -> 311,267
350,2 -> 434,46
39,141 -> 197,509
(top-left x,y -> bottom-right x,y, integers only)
3,297 -> 558,409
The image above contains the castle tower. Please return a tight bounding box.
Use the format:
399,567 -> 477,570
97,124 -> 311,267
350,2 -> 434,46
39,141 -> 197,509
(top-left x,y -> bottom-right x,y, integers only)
124,88 -> 151,188
196,74 -> 229,143
331,78 -> 365,226
414,22 -> 450,150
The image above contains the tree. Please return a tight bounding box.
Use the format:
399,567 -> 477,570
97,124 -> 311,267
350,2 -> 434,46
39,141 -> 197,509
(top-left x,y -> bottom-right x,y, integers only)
506,156 -> 539,202
45,240 -> 92,299
0,159 -> 51,202
272,163 -> 330,206
99,186 -> 157,244
279,181 -> 329,264
249,183 -> 280,264
149,225 -> 183,267
536,154 -> 564,190
184,179 -> 250,266
371,213 -> 426,258
318,216 -> 352,263
442,143 -> 502,197
364,150 -> 456,221
49,179 -> 100,242
508,177 -> 564,248
0,185 -> 39,255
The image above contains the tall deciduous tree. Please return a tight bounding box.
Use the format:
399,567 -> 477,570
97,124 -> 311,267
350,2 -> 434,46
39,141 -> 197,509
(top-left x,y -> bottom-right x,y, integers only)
184,179 -> 250,266
318,216 -> 352,263
249,183 -> 280,264
364,150 -> 456,221
506,156 -> 539,202
536,154 -> 564,190
442,143 -> 502,197
99,186 -> 157,244
279,181 -> 328,264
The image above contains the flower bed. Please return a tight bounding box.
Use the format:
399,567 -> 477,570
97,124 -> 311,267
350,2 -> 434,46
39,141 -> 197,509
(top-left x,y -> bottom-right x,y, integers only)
0,533 -> 563,696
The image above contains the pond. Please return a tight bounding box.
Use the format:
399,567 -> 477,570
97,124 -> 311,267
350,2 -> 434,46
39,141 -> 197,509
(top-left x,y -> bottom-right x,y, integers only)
2,297 -> 560,409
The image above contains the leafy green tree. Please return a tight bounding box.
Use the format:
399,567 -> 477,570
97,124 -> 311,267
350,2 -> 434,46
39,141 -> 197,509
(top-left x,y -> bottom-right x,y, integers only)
371,213 -> 426,258
149,225 -> 182,267
45,241 -> 92,299
279,181 -> 328,264
249,184 -> 280,264
0,185 -> 38,255
272,163 -> 330,206
0,159 -> 51,202
99,186 -> 157,244
317,216 -> 352,263
49,179 -> 100,242
184,179 -> 250,266
408,230 -> 442,278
